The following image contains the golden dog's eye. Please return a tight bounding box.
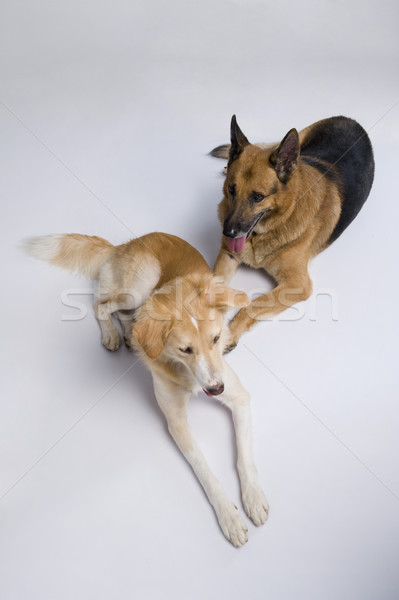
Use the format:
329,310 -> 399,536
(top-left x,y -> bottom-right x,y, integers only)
180,347 -> 193,354
213,335 -> 220,345
228,183 -> 236,196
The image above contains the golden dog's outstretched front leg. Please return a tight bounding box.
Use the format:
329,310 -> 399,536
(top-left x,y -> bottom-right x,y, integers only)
227,272 -> 312,351
152,374 -> 248,547
221,361 -> 269,525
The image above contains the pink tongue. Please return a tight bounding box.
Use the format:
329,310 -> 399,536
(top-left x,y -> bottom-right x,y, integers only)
227,235 -> 247,253
203,389 -> 213,397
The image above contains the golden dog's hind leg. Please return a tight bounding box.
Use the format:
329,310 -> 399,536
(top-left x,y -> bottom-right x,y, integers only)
116,309 -> 137,349
95,255 -> 161,352
94,293 -> 138,351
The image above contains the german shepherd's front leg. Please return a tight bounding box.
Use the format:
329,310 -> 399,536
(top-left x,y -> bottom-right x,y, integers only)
226,270 -> 312,351
214,248 -> 240,284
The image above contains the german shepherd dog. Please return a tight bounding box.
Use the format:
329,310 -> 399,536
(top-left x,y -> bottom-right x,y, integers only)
25,232 -> 268,546
210,115 -> 375,350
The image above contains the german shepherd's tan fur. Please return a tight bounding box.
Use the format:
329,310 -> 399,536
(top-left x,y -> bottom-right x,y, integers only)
211,115 -> 374,350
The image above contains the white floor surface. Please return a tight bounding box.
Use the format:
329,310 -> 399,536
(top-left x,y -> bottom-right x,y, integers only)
1,1 -> 398,599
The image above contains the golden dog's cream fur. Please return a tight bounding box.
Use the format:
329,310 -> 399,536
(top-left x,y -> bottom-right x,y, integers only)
25,232 -> 269,546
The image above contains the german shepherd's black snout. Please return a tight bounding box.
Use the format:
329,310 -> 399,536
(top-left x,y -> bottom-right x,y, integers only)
223,220 -> 246,239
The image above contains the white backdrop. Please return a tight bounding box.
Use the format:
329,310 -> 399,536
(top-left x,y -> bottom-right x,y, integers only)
1,1 -> 398,599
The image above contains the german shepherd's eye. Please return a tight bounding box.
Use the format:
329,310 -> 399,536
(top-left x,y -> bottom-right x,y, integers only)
251,191 -> 265,203
179,347 -> 193,354
213,335 -> 220,345
228,183 -> 236,196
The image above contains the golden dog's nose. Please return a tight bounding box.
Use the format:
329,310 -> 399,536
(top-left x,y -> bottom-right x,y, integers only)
204,383 -> 224,396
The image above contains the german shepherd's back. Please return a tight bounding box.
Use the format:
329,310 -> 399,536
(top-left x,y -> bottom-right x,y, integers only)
299,116 -> 374,243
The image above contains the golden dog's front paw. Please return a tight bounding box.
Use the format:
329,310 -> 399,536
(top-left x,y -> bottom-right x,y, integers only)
217,501 -> 248,547
242,485 -> 269,527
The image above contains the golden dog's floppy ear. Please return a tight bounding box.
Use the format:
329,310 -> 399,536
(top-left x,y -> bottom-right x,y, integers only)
229,115 -> 250,164
205,280 -> 250,310
133,315 -> 173,360
269,128 -> 299,183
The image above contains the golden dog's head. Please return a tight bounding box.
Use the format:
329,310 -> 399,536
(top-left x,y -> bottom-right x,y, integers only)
132,275 -> 249,396
221,115 -> 300,253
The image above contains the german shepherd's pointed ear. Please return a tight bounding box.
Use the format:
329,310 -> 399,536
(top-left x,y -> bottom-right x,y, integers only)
133,315 -> 174,360
229,115 -> 250,164
205,278 -> 250,310
269,128 -> 299,183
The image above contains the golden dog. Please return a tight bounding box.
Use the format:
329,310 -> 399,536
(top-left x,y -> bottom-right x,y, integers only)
25,232 -> 269,546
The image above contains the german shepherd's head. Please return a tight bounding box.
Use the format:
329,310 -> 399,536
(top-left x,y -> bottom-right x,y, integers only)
219,115 -> 300,253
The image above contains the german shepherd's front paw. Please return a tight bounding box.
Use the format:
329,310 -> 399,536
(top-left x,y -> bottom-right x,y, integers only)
223,327 -> 239,353
223,319 -> 243,354
223,341 -> 237,354
227,308 -> 255,351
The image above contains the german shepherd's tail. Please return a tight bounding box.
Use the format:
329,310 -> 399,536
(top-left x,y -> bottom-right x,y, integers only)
24,233 -> 114,279
209,142 -> 276,159
209,144 -> 230,159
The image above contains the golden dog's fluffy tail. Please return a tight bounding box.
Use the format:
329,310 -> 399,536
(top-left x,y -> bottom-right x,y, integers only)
24,233 -> 114,279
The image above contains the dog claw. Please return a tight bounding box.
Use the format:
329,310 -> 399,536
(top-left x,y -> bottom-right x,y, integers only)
223,342 -> 237,355
123,335 -> 133,350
